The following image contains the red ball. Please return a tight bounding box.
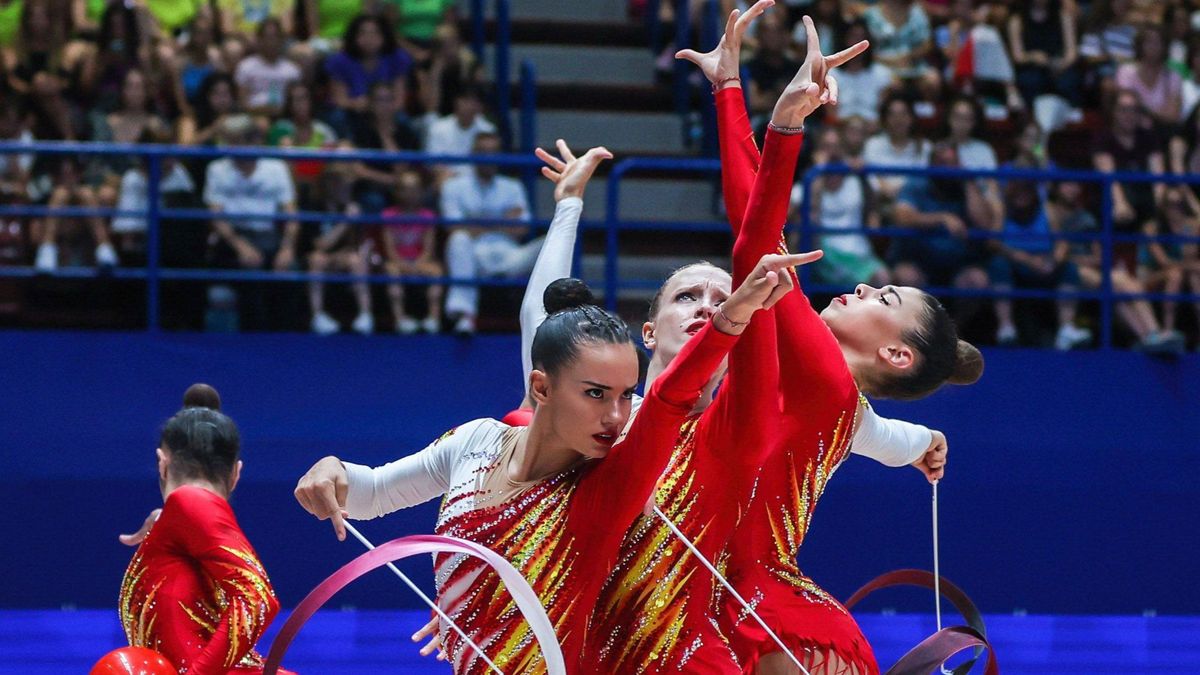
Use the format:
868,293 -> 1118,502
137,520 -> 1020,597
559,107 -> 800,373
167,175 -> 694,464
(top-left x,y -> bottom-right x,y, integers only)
90,647 -> 176,675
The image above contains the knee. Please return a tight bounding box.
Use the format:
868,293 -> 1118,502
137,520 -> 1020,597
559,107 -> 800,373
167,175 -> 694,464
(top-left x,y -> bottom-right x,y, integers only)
892,262 -> 925,287
955,266 -> 989,289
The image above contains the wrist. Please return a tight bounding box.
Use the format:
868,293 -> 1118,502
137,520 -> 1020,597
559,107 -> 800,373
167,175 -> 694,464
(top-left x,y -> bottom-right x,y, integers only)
714,305 -> 751,334
767,120 -> 805,135
712,76 -> 741,93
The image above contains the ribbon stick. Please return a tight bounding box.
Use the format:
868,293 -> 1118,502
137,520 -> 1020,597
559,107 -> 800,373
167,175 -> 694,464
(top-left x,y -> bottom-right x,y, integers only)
342,522 -> 500,675
263,534 -> 566,675
651,505 -> 810,675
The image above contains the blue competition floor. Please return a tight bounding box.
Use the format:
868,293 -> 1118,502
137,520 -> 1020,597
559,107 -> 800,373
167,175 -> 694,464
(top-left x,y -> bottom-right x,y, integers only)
2,610 -> 1197,674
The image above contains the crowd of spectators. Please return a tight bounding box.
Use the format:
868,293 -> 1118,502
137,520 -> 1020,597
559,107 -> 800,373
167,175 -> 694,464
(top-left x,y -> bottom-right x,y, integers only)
717,0 -> 1200,352
0,0 -> 511,335
2,0 -> 1200,351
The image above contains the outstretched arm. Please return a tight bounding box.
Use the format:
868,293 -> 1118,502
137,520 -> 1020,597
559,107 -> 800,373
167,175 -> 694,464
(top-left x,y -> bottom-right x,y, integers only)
518,141 -> 612,403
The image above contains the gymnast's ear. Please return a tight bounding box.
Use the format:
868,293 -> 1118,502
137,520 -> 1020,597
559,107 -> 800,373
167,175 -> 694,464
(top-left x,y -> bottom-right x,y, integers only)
529,369 -> 551,405
156,447 -> 170,481
229,460 -> 243,494
641,321 -> 656,351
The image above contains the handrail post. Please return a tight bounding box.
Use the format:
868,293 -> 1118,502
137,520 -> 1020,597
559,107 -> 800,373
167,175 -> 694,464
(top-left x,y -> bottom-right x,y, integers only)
495,0 -> 513,151
1099,175 -> 1114,350
519,60 -> 538,215
605,160 -> 633,312
673,0 -> 692,148
145,152 -> 162,332
470,0 -> 486,63
699,0 -> 720,156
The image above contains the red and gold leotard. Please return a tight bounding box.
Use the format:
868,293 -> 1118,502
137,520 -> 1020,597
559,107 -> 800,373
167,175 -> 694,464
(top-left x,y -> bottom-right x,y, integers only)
583,123 -> 801,674
119,485 -> 285,675
713,86 -> 878,674
343,321 -> 740,674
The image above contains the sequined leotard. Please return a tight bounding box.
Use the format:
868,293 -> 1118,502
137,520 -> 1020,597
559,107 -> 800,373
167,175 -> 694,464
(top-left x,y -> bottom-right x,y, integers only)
342,320 -> 740,675
119,485 -> 286,675
713,86 -> 880,674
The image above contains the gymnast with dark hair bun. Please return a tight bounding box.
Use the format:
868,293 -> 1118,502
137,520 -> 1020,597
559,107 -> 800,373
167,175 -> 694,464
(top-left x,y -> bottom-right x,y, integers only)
117,385 -> 295,674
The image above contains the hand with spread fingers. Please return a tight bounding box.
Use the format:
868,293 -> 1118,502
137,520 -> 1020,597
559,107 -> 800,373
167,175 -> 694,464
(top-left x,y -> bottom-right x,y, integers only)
772,15 -> 870,129
534,139 -> 613,202
675,0 -> 776,88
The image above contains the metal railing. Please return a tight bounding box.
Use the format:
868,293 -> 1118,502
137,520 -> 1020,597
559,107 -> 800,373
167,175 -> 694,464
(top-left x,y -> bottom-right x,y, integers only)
2,141 -> 1199,349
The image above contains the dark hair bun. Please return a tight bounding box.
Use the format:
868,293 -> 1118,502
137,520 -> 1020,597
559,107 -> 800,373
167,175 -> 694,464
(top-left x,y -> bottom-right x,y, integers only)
544,278 -> 596,314
183,383 -> 222,411
948,340 -> 984,385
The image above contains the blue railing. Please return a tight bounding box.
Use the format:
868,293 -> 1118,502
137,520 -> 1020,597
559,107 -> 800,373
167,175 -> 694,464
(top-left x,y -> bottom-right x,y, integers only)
469,0 -> 516,150
2,141 -> 1199,348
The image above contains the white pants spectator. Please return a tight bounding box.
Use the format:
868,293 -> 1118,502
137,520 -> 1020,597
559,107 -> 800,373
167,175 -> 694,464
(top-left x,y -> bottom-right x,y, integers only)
445,230 -> 544,319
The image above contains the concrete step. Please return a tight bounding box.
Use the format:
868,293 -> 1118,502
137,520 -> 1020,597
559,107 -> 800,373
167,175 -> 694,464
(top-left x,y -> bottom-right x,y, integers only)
534,109 -> 684,154
507,0 -> 627,22
534,82 -> 673,113
493,43 -> 655,86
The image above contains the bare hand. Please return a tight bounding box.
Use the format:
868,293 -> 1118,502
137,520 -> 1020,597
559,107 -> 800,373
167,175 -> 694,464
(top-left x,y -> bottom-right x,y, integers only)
535,139 -> 613,201
294,456 -> 351,541
771,16 -> 869,128
720,251 -> 824,328
273,246 -> 295,271
235,240 -> 264,268
943,214 -> 969,239
675,0 -> 775,85
411,613 -> 447,660
118,508 -> 162,546
911,430 -> 947,483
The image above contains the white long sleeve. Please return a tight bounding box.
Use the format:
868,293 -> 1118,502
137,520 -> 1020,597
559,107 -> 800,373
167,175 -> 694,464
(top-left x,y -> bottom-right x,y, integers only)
342,419 -> 496,520
851,402 -> 933,468
519,196 -> 584,391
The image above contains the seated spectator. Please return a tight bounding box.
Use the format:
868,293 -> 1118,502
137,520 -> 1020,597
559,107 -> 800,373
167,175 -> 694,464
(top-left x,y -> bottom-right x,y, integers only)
143,0 -> 203,38
77,0 -> 153,113
268,81 -> 340,203
1093,89 -> 1167,275
307,166 -> 374,336
0,102 -> 33,205
1165,4 -> 1191,76
380,0 -> 458,60
863,0 -> 937,88
1181,38 -> 1200,123
0,0 -> 20,51
110,132 -> 197,266
170,13 -> 224,111
1115,27 -> 1183,129
990,166 -> 1091,348
441,132 -> 535,335
792,126 -> 890,288
380,169 -> 443,334
424,87 -> 496,183
746,14 -> 801,125
839,114 -> 871,170
825,20 -> 895,127
938,0 -> 1024,110
33,156 -> 118,271
863,95 -> 930,205
890,142 -> 992,319
1079,0 -> 1138,105
203,115 -> 300,330
943,96 -> 1002,230
88,69 -> 170,202
350,80 -> 421,212
6,2 -> 77,140
791,0 -> 846,55
234,18 -> 301,117
1052,180 -> 1185,353
414,21 -> 483,120
179,71 -> 240,146
1168,103 -> 1200,212
324,14 -> 412,127
1008,0 -> 1083,108
1139,186 -> 1199,343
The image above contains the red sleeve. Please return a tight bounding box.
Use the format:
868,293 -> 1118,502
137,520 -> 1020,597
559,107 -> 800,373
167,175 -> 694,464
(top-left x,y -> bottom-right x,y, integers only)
165,487 -> 280,675
716,86 -> 762,237
570,321 -> 739,538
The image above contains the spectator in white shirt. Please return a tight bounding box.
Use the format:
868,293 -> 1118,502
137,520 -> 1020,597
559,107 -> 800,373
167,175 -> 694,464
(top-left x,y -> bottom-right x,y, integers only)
203,115 -> 301,330
234,18 -> 302,117
440,132 -> 536,335
863,94 -> 930,202
829,20 -> 897,127
424,87 -> 497,183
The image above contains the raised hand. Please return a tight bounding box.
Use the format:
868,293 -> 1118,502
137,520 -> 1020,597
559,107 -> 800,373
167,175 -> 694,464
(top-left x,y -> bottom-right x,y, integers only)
719,251 -> 824,332
771,16 -> 870,128
411,613 -> 447,660
675,0 -> 776,87
534,139 -> 613,202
